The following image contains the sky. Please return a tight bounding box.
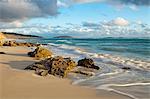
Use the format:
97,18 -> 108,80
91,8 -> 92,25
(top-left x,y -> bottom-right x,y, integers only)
0,0 -> 150,38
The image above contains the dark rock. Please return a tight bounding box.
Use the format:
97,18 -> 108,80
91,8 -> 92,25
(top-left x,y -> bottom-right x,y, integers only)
0,52 -> 6,54
16,42 -> 37,47
27,46 -> 52,59
122,67 -> 131,70
41,44 -> 48,46
73,70 -> 94,76
25,63 -> 46,70
77,58 -> 100,70
28,51 -> 36,57
3,41 -> 17,46
1,40 -> 37,47
23,42 -> 37,47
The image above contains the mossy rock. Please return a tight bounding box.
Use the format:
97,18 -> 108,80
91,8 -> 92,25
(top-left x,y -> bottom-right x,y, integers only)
28,46 -> 52,59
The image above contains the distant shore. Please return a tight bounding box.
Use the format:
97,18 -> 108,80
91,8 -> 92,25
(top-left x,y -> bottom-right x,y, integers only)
0,46 -> 132,99
1,32 -> 42,39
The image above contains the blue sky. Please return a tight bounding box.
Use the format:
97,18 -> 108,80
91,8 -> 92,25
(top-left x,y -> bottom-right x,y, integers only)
25,2 -> 150,25
0,0 -> 150,38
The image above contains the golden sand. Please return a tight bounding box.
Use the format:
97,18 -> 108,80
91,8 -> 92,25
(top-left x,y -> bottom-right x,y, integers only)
0,47 -> 132,99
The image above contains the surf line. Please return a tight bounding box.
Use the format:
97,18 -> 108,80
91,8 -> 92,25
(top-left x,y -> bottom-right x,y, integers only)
96,82 -> 150,99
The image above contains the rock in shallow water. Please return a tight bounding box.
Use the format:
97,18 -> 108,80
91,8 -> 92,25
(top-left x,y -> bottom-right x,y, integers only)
121,67 -> 131,70
73,70 -> 94,76
77,58 -> 100,70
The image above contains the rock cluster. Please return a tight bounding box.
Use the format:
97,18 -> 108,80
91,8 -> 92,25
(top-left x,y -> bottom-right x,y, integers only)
77,58 -> 100,70
0,40 -> 37,47
25,56 -> 100,78
28,46 -> 53,59
2,41 -> 16,46
25,56 -> 76,77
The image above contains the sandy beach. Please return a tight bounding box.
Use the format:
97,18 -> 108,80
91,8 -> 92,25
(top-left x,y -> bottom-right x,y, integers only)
0,0 -> 149,98
0,46 -> 133,99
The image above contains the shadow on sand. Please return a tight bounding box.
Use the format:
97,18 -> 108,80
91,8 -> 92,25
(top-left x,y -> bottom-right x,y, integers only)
0,53 -> 36,70
0,61 -> 35,70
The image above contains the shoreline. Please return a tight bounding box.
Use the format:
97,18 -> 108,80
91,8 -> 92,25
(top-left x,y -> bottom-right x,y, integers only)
0,46 -> 132,99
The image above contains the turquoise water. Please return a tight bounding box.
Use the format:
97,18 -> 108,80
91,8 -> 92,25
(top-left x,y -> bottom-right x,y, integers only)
28,38 -> 150,61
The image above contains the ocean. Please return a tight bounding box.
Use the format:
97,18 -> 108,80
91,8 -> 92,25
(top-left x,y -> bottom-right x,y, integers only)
26,38 -> 150,99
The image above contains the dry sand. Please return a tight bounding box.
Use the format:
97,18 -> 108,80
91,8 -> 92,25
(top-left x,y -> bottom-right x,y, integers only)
0,46 -> 132,99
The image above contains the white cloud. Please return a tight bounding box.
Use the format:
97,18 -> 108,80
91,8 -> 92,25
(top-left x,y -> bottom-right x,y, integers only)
112,17 -> 129,26
10,21 -> 23,28
129,5 -> 138,11
57,0 -> 68,7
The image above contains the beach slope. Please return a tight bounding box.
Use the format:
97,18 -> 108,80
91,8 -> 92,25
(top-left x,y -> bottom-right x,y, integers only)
0,47 -> 132,99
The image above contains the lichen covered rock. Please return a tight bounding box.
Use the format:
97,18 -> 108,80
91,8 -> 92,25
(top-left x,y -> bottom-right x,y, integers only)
28,46 -> 52,59
50,56 -> 76,77
77,58 -> 100,70
25,56 -> 77,77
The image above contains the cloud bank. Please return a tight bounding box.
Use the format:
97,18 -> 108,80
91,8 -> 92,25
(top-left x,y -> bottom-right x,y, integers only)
1,17 -> 149,38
